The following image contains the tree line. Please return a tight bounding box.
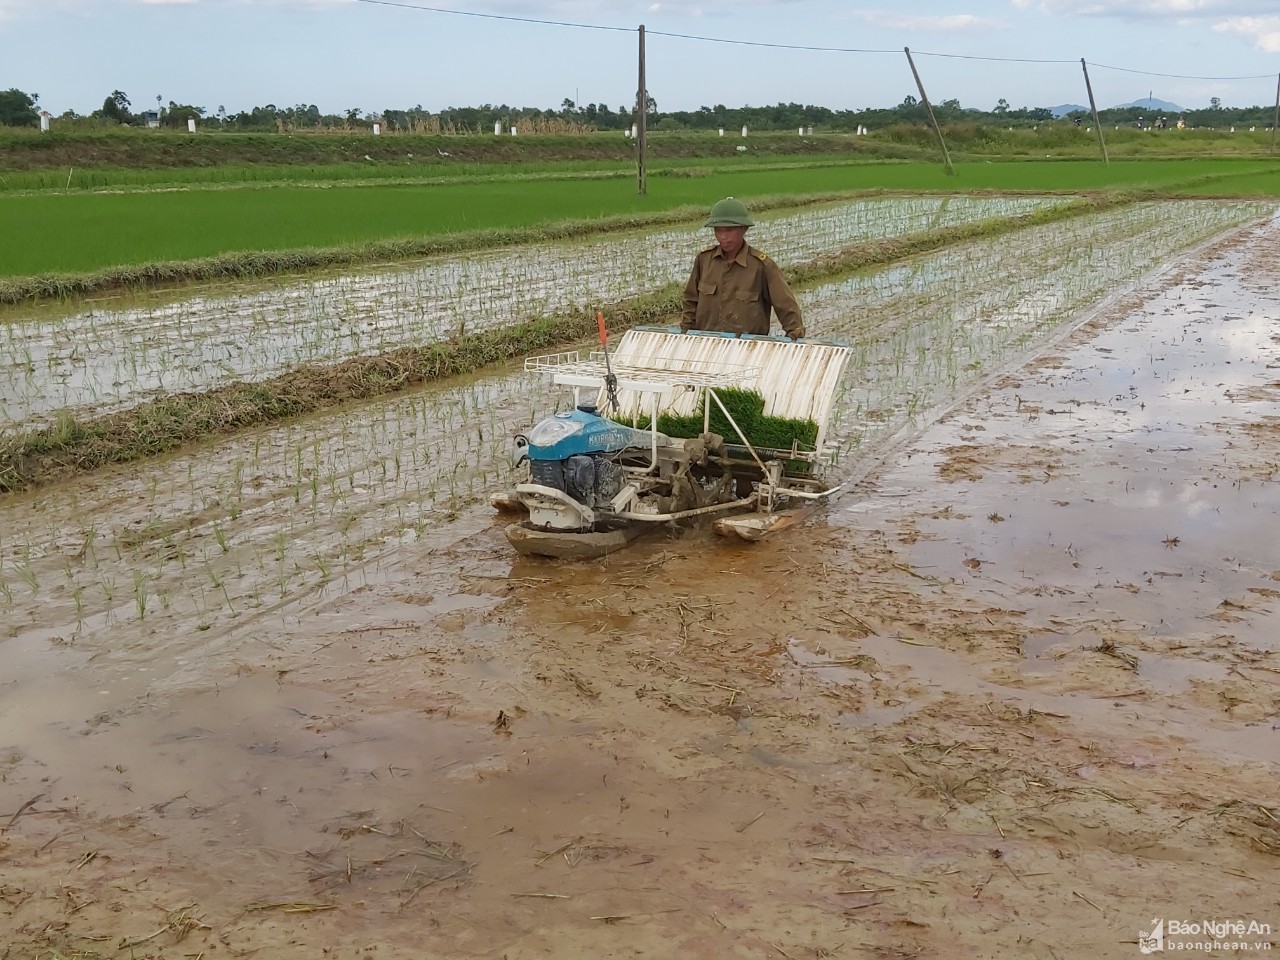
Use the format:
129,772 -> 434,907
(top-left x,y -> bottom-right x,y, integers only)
1,87 -> 1275,132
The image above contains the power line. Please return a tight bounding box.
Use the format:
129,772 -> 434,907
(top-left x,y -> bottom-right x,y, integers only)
914,50 -> 1076,65
351,0 -> 893,51
350,0 -> 629,33
1087,60 -> 1275,82
646,29 -> 897,55
351,0 -> 1280,83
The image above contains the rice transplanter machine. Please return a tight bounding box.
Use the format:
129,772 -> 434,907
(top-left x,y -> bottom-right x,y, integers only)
495,323 -> 853,559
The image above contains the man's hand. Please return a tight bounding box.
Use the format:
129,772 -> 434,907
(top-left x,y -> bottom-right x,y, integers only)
789,325 -> 806,341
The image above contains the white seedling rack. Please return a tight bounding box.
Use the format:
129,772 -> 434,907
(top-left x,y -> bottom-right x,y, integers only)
525,328 -> 854,454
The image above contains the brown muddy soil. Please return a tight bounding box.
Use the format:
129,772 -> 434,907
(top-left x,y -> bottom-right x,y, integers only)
2,228 -> 1278,958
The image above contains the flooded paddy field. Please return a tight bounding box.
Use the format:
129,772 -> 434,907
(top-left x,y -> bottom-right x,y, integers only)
1,200 -> 1277,958
1,195 -> 1058,433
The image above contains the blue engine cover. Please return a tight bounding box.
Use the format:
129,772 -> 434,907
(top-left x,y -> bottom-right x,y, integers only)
524,408 -> 651,461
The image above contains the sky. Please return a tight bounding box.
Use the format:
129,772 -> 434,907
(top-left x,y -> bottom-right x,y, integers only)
2,0 -> 1279,119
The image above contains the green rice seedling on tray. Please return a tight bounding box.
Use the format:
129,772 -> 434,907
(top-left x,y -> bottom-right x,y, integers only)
623,386 -> 820,452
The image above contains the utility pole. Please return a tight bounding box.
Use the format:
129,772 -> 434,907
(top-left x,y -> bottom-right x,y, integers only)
904,47 -> 955,176
1272,72 -> 1279,154
1081,59 -> 1110,166
636,24 -> 647,196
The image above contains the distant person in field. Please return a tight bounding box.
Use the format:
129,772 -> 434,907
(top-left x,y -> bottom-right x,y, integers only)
681,197 -> 805,341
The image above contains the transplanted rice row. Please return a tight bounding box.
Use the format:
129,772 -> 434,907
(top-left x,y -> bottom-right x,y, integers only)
0,198 -> 1271,666
1,194 -> 1118,490
0,305 -> 656,493
1,194 -> 1069,431
813,199 -> 1275,467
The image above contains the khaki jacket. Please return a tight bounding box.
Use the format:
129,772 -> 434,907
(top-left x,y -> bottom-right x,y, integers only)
681,243 -> 805,338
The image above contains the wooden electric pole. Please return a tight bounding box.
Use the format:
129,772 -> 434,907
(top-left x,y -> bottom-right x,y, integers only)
637,24 -> 648,196
1272,72 -> 1279,154
1081,59 -> 1110,166
904,47 -> 955,176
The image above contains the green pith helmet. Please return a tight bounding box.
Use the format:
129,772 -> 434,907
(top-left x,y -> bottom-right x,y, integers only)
704,196 -> 754,228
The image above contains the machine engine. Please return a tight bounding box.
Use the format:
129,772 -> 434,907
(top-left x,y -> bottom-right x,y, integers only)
513,404 -> 661,529
529,454 -> 624,508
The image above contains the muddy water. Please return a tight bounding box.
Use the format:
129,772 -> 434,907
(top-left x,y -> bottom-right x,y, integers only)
3,212 -> 1279,958
838,226 -> 1280,677
821,227 -> 1280,776
3,203 -> 1268,681
1,196 -> 1058,432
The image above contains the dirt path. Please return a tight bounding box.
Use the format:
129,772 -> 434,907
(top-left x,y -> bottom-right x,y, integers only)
2,225 -> 1278,958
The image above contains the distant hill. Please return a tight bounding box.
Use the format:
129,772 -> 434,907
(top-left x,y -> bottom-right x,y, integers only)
1049,98 -> 1186,117
1114,97 -> 1185,114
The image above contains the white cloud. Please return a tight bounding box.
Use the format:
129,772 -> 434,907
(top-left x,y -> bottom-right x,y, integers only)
1213,14 -> 1280,52
1014,0 -> 1280,52
123,0 -> 358,6
0,0 -> 98,22
483,0 -> 803,16
1015,0 -> 1277,18
853,11 -> 1005,33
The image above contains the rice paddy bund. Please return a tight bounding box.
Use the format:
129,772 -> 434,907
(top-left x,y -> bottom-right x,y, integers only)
0,196 -> 1272,653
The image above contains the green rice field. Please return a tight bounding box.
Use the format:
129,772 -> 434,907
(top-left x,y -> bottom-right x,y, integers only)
4,157 -> 1279,278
